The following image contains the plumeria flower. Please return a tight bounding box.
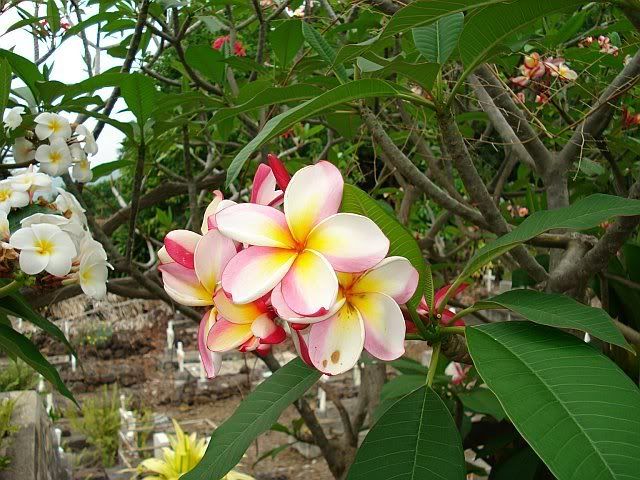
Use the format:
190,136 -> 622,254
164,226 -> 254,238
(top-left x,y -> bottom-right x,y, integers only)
548,62 -> 578,81
21,213 -> 85,250
250,163 -> 284,207
522,53 -> 546,79
34,112 -> 72,140
78,232 -> 107,262
72,158 -> 93,183
0,180 -> 29,213
78,250 -> 110,299
9,223 -> 77,276
3,106 -> 24,131
36,138 -> 72,176
0,211 -> 9,240
407,283 -> 469,334
75,124 -> 98,155
445,362 -> 471,386
217,161 -> 390,316
54,188 -> 87,225
12,137 -> 36,164
277,257 -> 418,375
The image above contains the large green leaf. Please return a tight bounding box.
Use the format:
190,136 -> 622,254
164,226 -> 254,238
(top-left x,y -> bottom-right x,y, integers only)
341,184 -> 429,310
468,322 -> 640,480
182,358 -> 320,480
457,388 -> 505,421
348,386 -> 465,480
0,49 -> 44,100
412,13 -> 464,64
91,159 -> 135,181
119,73 -> 157,127
47,0 -> 60,33
184,44 -> 225,83
213,84 -> 319,123
456,194 -> 640,286
301,22 -> 348,82
470,289 -> 631,351
359,57 -> 440,90
0,293 -> 75,355
0,58 -> 11,121
271,19 -> 304,67
226,79 -> 425,185
0,324 -> 76,405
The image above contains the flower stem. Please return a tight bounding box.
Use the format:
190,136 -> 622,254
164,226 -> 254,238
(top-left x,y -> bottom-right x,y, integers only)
426,342 -> 441,387
0,280 -> 21,298
439,326 -> 466,336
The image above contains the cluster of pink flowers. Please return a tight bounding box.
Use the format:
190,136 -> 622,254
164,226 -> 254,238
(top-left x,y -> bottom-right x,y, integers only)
158,157 -> 419,377
211,36 -> 247,57
622,106 -> 640,130
511,52 -> 578,104
507,204 -> 529,218
579,35 -> 620,56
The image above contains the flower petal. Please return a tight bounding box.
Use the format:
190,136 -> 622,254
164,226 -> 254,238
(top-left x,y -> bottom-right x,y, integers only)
306,213 -> 389,272
308,304 -> 365,375
221,246 -> 297,304
164,230 -> 201,268
351,257 -> 419,304
284,323 -> 313,367
251,314 -> 286,344
19,251 -> 49,275
158,262 -> 212,306
271,283 -> 345,324
280,249 -> 338,317
216,203 -> 296,248
207,318 -> 253,352
198,310 -> 222,378
194,229 -> 237,294
213,289 -> 262,325
251,164 -> 283,207
284,161 -> 343,243
350,292 -> 405,361
434,283 -> 469,311
201,190 -> 223,234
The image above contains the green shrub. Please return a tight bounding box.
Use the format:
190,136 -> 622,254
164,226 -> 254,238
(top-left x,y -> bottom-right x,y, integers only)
0,397 -> 18,471
0,360 -> 37,392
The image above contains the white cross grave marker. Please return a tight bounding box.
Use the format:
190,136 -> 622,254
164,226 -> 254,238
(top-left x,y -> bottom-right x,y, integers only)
70,355 -> 76,373
166,321 -> 175,350
37,374 -> 46,393
176,341 -> 185,372
317,375 -> 329,414
483,269 -> 496,292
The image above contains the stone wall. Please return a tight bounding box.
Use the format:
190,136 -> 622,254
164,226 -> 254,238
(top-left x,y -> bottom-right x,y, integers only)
0,391 -> 70,480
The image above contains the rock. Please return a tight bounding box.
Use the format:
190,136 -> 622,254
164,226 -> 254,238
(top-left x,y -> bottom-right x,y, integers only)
0,391 -> 70,480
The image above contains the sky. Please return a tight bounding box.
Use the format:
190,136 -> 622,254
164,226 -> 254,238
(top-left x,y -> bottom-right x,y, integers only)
0,3 -> 137,168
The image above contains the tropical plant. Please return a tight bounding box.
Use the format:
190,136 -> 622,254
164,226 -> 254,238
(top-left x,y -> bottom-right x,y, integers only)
0,358 -> 37,392
0,396 -> 17,471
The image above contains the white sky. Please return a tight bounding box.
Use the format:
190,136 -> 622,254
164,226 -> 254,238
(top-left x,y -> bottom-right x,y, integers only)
0,4 -> 136,167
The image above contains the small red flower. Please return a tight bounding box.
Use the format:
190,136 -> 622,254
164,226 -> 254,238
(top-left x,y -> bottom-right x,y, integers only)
267,153 -> 291,190
233,41 -> 246,57
212,35 -> 229,50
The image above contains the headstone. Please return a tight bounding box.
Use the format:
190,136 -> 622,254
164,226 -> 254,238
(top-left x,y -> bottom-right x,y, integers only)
152,432 -> 169,459
69,355 -> 76,373
498,279 -> 512,294
352,364 -> 361,387
317,375 -> 329,414
45,393 -> 53,416
0,391 -> 70,480
37,375 -> 45,393
483,269 -> 496,292
176,342 -> 185,373
166,321 -> 175,351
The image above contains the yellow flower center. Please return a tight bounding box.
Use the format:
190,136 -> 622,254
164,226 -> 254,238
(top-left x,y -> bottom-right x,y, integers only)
0,190 -> 10,202
36,239 -> 54,255
49,118 -> 61,133
50,151 -> 61,164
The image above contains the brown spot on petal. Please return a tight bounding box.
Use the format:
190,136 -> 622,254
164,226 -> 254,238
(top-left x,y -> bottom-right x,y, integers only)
331,350 -> 340,363
322,360 -> 327,368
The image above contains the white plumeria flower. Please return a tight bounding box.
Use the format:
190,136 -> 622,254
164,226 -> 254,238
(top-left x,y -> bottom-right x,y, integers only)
54,189 -> 87,225
11,165 -> 53,195
12,137 -> 36,164
78,232 -> 107,262
69,143 -> 86,162
75,124 -> 98,155
9,223 -> 77,276
549,63 -> 578,82
0,180 -> 29,213
72,158 -> 93,183
21,213 -> 85,250
3,106 -> 24,131
0,211 -> 9,240
34,112 -> 72,140
78,250 -> 109,299
36,138 -> 72,176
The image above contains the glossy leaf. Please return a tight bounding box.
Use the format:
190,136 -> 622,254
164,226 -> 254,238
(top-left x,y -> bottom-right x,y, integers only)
348,386 -> 465,480
0,49 -> 44,100
412,13 -> 464,64
0,58 -> 10,121
456,194 -> 640,286
46,0 -> 60,33
119,73 -> 157,127
457,388 -> 505,421
91,159 -> 135,181
472,289 -> 631,351
271,19 -> 304,67
0,324 -> 76,405
182,358 -> 320,480
301,22 -> 348,82
226,79 -> 425,185
468,322 -> 640,480
341,184 -> 429,311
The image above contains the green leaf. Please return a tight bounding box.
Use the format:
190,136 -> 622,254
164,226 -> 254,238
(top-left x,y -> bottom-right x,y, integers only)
182,358 -> 320,480
457,388 -> 505,421
7,204 -> 54,232
47,0 -> 60,33
198,15 -> 225,34
301,22 -> 348,82
468,322 -> 640,480
0,49 -> 44,100
213,84 -> 319,123
90,159 -> 134,181
363,57 -> 440,90
184,44 -> 225,83
341,184 -> 428,310
119,73 -> 157,127
226,79 -> 424,185
63,11 -> 121,39
0,293 -> 75,355
471,289 -> 631,351
0,324 -> 76,405
457,194 -> 640,286
348,386 -> 465,480
388,356 -> 429,376
271,19 -> 304,67
412,12 -> 464,64
380,374 -> 428,401
0,58 -> 11,121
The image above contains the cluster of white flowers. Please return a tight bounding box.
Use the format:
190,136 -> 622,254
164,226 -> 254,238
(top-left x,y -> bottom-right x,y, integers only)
0,168 -> 110,299
3,109 -> 97,184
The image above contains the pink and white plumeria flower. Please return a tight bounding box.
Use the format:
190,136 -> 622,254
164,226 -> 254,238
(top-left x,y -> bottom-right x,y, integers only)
406,283 -> 469,334
277,257 -> 418,375
216,161 -> 390,317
